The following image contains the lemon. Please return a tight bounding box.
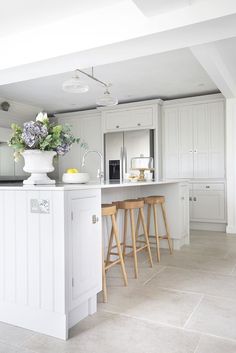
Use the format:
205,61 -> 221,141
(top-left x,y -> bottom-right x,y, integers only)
67,168 -> 79,174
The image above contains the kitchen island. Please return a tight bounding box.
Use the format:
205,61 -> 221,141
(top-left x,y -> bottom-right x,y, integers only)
0,180 -> 189,339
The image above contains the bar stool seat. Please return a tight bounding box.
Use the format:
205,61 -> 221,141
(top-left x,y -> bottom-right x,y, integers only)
139,195 -> 173,262
109,199 -> 153,279
102,204 -> 128,303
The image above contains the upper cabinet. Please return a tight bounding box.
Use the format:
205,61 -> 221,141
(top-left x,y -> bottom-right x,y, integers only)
101,102 -> 159,132
163,97 -> 225,180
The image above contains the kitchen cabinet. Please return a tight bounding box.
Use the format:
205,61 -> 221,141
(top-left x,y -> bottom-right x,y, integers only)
190,183 -> 226,223
68,189 -> 102,311
163,98 -> 225,179
101,103 -> 158,132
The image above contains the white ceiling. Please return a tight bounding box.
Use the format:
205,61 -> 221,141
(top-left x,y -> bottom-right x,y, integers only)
0,0 -> 123,37
0,48 -> 219,113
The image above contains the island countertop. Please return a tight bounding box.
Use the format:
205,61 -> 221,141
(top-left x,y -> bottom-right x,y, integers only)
0,179 -> 188,191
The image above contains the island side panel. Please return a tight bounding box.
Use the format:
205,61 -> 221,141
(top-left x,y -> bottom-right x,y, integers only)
0,189 -> 68,340
101,182 -> 189,250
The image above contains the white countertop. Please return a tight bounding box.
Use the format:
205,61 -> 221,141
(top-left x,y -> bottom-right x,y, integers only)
0,179 -> 188,191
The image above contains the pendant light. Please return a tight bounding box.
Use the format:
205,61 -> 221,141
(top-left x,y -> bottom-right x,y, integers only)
62,70 -> 89,93
96,87 -> 118,107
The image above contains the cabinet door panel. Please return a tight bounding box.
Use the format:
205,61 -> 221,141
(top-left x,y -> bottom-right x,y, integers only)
163,107 -> 179,178
191,190 -> 225,222
208,101 -> 225,178
193,104 -> 209,178
179,106 -> 193,178
71,194 -> 101,309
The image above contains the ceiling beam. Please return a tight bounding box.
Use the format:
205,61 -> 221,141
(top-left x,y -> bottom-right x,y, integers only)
191,42 -> 236,98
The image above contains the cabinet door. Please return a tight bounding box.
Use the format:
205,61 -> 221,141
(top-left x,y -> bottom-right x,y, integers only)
193,104 -> 209,178
179,106 -> 193,178
163,107 -> 179,178
191,190 -> 225,222
104,106 -> 154,131
208,101 -> 225,178
70,192 -> 101,310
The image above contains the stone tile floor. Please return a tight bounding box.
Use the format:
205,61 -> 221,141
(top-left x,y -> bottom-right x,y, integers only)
1,230 -> 236,352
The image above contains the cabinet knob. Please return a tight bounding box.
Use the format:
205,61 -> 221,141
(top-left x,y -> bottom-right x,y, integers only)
137,123 -> 141,126
189,197 -> 192,201
92,215 -> 99,224
189,150 -> 193,153
193,197 -> 197,201
116,125 -> 120,129
206,185 -> 210,188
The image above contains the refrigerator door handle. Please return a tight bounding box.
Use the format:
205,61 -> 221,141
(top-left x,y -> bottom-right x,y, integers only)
124,146 -> 128,175
120,146 -> 124,181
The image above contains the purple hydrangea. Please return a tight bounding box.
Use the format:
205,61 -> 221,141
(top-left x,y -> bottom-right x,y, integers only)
22,121 -> 48,148
56,143 -> 71,155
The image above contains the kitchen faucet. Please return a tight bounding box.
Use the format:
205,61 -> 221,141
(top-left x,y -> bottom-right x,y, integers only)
81,150 -> 104,183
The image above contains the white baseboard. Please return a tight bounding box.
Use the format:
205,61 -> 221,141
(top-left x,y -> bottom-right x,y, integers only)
226,225 -> 236,234
69,295 -> 97,330
0,302 -> 67,340
190,222 -> 226,232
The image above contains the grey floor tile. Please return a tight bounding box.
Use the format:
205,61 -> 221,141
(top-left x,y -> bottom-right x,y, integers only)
186,295 -> 236,341
99,283 -> 202,327
0,322 -> 34,347
148,266 -> 236,300
195,335 -> 236,353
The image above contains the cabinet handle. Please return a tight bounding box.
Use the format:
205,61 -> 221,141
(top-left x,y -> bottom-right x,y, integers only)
206,185 -> 210,188
116,125 -> 120,129
189,197 -> 192,201
194,149 -> 197,153
137,123 -> 141,126
189,150 -> 193,153
92,215 -> 99,224
193,197 -> 197,201
181,196 -> 185,200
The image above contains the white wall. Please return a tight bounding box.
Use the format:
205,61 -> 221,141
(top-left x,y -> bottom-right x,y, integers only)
57,110 -> 102,181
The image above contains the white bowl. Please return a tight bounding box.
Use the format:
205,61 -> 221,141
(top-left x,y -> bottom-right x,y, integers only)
62,173 -> 90,184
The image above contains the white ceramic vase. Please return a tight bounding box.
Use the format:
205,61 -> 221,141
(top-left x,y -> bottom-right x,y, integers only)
22,150 -> 56,185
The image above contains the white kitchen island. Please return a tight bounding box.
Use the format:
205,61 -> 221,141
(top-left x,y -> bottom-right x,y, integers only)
0,180 -> 189,340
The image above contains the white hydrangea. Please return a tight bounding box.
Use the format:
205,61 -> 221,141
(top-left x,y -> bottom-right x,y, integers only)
35,112 -> 49,124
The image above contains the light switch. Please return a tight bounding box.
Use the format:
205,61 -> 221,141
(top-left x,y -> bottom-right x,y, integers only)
31,199 -> 50,213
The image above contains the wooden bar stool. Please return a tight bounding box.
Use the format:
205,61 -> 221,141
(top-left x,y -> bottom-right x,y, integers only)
109,199 -> 153,279
102,204 -> 128,303
138,196 -> 173,262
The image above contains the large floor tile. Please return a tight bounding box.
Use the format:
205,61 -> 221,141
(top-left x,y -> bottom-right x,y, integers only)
159,251 -> 236,275
195,335 -> 236,353
148,266 -> 236,300
99,283 -> 202,327
186,295 -> 236,341
23,311 -> 199,353
0,322 -> 34,348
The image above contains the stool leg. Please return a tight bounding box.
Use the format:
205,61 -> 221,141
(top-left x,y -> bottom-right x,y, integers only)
102,252 -> 108,303
135,210 -> 141,240
161,203 -> 173,254
111,214 -> 128,286
130,209 -> 138,279
140,208 -> 153,267
106,218 -> 115,266
123,209 -> 128,257
147,204 -> 151,236
153,204 -> 161,262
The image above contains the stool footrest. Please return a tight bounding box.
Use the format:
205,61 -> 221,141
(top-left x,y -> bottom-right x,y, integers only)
105,258 -> 122,270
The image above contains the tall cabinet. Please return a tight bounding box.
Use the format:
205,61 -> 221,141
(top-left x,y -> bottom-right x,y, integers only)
163,94 -> 226,231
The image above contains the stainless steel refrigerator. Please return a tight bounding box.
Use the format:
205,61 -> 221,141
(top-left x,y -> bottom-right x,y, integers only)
104,129 -> 154,181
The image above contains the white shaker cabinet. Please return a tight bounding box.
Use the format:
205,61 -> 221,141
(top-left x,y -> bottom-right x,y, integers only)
68,190 -> 102,314
190,183 -> 225,223
163,97 -> 225,179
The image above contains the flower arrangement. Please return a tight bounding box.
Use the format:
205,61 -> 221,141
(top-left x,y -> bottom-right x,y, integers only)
8,112 -> 82,161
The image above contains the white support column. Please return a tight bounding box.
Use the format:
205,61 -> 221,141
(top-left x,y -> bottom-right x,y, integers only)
226,98 -> 236,234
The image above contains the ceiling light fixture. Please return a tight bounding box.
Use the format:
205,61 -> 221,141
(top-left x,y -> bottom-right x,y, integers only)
62,68 -> 118,106
96,87 -> 118,107
62,70 -> 89,93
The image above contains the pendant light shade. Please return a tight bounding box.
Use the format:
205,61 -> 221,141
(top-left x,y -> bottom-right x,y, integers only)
96,88 -> 118,107
62,70 -> 89,93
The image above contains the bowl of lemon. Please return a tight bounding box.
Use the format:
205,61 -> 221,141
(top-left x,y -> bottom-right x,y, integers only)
62,169 -> 90,184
